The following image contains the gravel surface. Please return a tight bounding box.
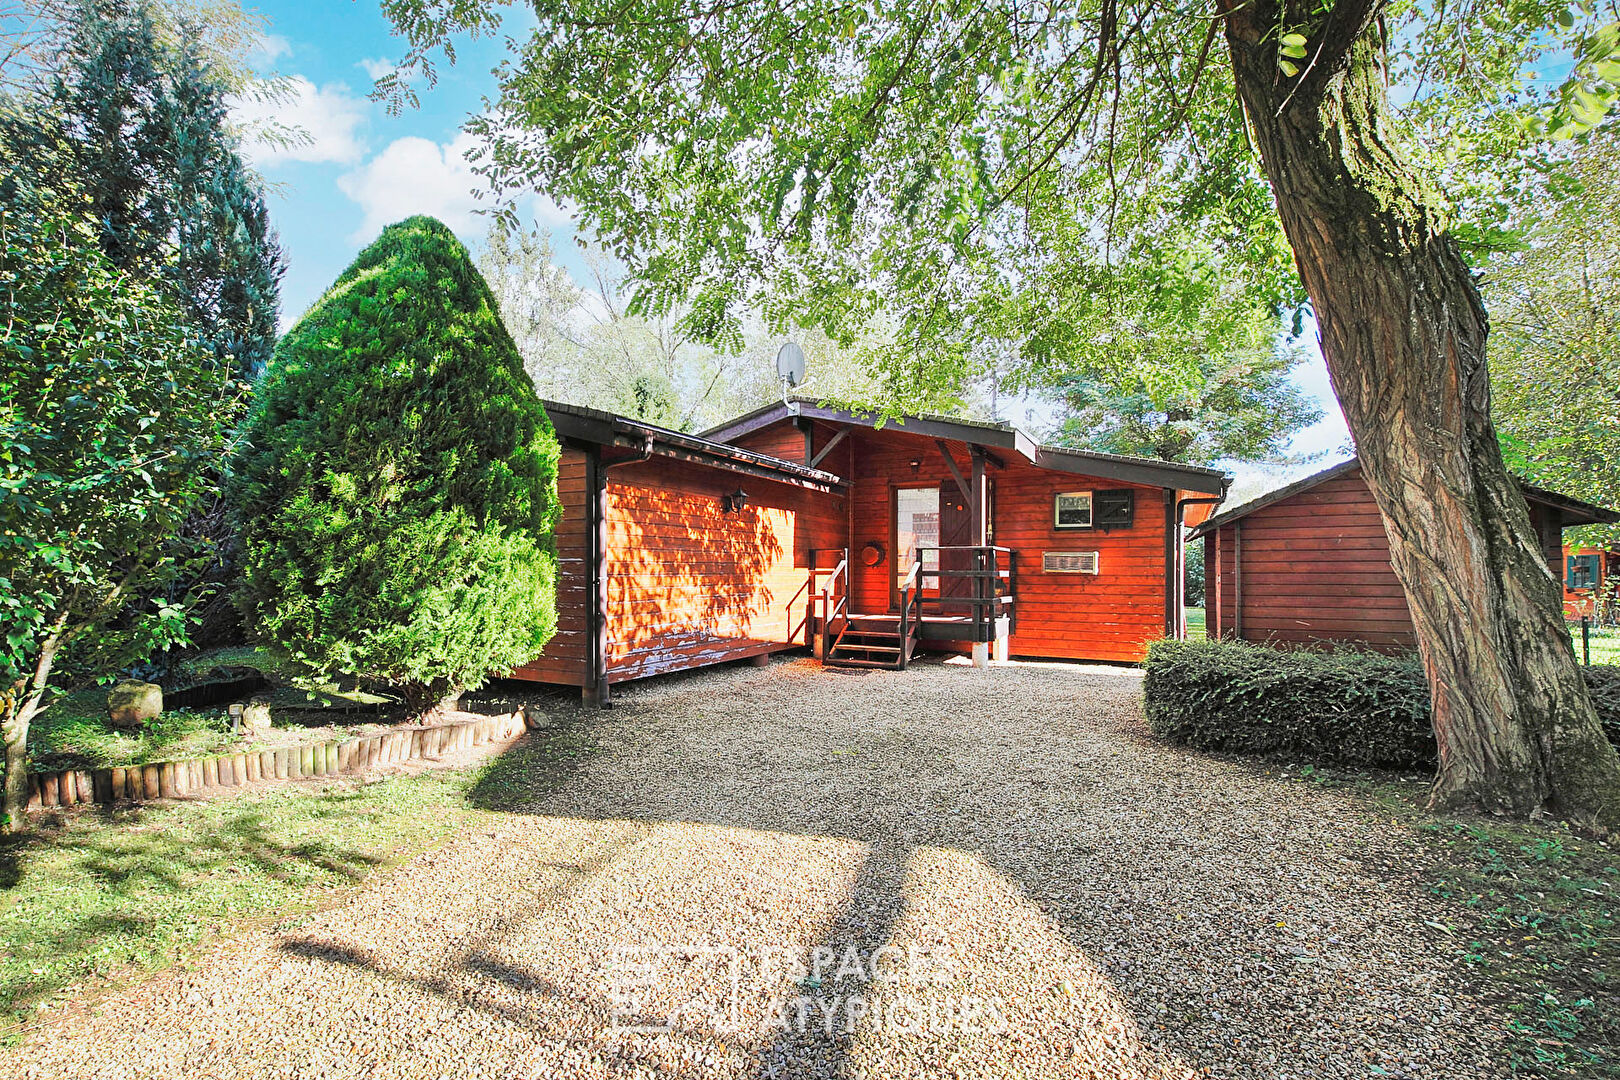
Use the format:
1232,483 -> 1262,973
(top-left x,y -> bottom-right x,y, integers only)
12,656 -> 1504,1079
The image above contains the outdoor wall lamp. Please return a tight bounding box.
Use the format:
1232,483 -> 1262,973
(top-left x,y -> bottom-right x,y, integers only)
721,489 -> 749,513
909,459 -> 921,474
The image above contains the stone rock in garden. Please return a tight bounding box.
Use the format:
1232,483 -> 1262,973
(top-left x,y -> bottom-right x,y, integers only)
107,680 -> 163,729
240,694 -> 274,732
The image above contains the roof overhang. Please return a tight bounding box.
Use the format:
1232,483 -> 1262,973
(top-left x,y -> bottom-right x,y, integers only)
702,398 -> 1229,495
1187,456 -> 1619,539
542,400 -> 847,494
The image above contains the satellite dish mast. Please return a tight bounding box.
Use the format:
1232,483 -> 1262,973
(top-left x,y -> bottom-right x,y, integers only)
775,341 -> 806,407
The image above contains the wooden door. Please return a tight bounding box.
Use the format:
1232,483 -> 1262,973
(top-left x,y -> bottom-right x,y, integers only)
938,484 -> 973,611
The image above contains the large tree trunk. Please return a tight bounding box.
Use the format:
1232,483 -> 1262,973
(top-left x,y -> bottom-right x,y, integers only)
1220,0 -> 1620,824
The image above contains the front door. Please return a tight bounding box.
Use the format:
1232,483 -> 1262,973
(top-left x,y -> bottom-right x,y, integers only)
938,483 -> 974,612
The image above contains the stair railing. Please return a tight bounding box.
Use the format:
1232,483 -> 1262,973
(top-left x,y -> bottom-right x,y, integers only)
897,551 -> 922,668
811,548 -> 850,659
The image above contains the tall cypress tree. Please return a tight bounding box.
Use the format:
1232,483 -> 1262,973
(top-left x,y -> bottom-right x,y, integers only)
234,217 -> 561,715
49,0 -> 282,378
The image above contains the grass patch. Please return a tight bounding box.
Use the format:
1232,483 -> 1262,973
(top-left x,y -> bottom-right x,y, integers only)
1573,623 -> 1620,667
1293,766 -> 1620,1076
0,718 -> 593,1039
28,690 -> 238,773
1185,606 -> 1206,639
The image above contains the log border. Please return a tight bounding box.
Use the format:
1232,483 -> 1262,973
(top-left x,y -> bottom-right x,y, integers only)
22,712 -> 527,811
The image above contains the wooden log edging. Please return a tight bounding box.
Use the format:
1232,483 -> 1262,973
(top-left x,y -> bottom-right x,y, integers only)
22,711 -> 526,812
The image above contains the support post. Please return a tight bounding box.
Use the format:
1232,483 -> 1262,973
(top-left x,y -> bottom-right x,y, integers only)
1233,520 -> 1244,641
971,642 -> 990,669
583,446 -> 611,708
1211,531 -> 1222,641
797,417 -> 814,466
1163,489 -> 1177,638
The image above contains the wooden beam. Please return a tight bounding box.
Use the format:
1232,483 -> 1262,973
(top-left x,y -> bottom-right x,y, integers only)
797,417 -> 814,465
809,428 -> 850,469
935,439 -> 972,501
970,447 -> 988,547
1163,489 -> 1177,638
584,447 -> 610,708
1234,519 -> 1244,640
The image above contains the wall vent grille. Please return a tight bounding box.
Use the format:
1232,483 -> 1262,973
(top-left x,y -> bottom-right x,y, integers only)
1043,551 -> 1100,574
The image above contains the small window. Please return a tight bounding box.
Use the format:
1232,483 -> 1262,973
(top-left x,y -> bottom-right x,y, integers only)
1568,553 -> 1600,589
1093,489 -> 1135,531
1054,491 -> 1092,529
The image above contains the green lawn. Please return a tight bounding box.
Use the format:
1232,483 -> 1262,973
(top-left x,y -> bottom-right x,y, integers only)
0,722 -> 592,1038
1572,622 -> 1620,666
1295,767 -> 1620,1076
1185,606 -> 1206,639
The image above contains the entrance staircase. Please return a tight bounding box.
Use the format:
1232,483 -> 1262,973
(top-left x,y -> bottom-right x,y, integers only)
825,615 -> 916,670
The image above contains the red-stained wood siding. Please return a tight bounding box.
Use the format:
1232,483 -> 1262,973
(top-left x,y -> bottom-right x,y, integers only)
601,456 -> 846,682
509,448 -> 590,685
761,423 -> 1172,663
730,422 -> 809,464
1203,464 -> 1567,652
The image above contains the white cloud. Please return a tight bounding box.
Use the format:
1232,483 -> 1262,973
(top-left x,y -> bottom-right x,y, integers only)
357,57 -> 394,81
254,33 -> 291,65
337,132 -> 488,242
231,77 -> 368,167
337,132 -> 574,244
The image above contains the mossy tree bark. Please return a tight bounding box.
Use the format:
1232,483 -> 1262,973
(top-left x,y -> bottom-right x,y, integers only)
1221,0 -> 1620,824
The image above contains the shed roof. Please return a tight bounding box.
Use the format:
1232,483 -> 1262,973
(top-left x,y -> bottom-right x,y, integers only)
701,397 -> 1231,495
1187,456 -> 1619,539
541,399 -> 847,492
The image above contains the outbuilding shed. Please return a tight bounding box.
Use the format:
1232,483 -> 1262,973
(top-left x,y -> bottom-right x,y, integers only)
1187,458 -> 1619,651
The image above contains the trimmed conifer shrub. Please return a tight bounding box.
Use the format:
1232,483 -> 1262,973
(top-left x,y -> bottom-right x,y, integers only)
232,216 -> 559,713
1143,640 -> 1620,770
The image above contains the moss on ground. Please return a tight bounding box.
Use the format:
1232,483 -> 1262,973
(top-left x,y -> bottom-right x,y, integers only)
1290,764 -> 1620,1077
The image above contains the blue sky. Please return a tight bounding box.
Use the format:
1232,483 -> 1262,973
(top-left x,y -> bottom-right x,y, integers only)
241,1 -> 1351,465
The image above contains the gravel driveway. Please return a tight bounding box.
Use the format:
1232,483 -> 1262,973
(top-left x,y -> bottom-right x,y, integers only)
14,657 -> 1502,1079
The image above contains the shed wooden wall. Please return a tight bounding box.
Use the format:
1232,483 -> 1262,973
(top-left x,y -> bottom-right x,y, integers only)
509,447 -> 590,685
601,456 -> 846,682
1203,463 -> 1567,651
735,420 -> 1174,663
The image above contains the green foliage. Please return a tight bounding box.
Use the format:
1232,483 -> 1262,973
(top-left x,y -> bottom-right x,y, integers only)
1488,133 -> 1620,550
0,765 -> 487,1025
1142,639 -> 1437,768
0,125 -> 232,704
37,0 -> 283,377
373,1 -> 1615,411
233,216 -> 561,702
1145,640 -> 1620,769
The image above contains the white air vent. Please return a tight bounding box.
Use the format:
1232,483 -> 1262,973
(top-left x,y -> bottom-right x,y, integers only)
1043,551 -> 1100,575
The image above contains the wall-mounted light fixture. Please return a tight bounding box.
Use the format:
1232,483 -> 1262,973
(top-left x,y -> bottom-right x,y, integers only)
909,459 -> 922,474
721,488 -> 750,513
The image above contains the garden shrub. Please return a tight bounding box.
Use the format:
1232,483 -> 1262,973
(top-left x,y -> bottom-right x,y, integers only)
1144,643 -> 1620,770
232,216 -> 560,712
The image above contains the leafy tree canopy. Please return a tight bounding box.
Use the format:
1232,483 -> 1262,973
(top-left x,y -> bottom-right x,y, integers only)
233,216 -> 561,710
0,116 -> 233,827
1489,131 -> 1620,551
7,0 -> 284,378
376,0 -> 1619,411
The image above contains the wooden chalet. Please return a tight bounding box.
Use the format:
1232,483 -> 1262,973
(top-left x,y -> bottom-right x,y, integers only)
504,397 -> 1228,703
1563,544 -> 1619,619
1188,458 -> 1620,652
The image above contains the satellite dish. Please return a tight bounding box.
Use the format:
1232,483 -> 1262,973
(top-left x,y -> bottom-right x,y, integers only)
775,341 -> 806,388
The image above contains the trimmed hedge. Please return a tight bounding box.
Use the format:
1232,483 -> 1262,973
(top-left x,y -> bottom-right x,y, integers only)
1142,639 -> 1620,770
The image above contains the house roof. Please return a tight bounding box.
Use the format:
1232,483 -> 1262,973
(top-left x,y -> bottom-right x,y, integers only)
1187,456 -> 1620,539
541,399 -> 847,492
700,397 -> 1231,495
